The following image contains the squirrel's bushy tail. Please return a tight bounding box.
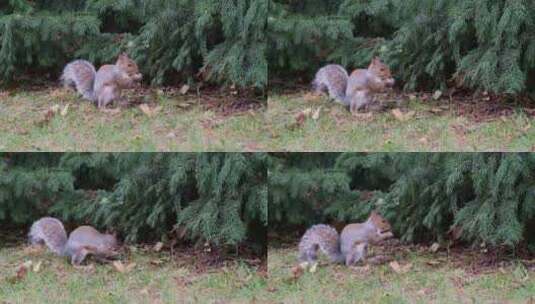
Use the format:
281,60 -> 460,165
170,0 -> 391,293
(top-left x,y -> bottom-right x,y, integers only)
298,224 -> 344,264
60,60 -> 97,102
312,64 -> 349,106
28,217 -> 68,256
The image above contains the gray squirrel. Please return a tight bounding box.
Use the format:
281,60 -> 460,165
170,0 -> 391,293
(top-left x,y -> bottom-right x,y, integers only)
60,53 -> 142,108
298,211 -> 394,271
312,57 -> 395,113
29,217 -> 120,265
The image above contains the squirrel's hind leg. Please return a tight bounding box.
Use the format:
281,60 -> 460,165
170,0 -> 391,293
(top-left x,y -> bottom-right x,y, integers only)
97,86 -> 117,108
345,243 -> 368,266
71,248 -> 90,265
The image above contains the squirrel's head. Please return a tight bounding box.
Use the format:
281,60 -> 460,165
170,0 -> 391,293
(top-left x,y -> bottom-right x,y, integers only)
368,211 -> 392,233
116,52 -> 141,78
368,57 -> 395,87
100,233 -> 120,255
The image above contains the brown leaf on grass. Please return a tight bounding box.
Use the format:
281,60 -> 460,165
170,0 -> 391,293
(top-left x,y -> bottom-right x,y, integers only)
112,261 -> 126,273
290,265 -> 304,282
33,261 -> 42,273
350,264 -> 371,274
312,107 -> 321,120
266,286 -> 278,293
18,261 -> 31,278
36,105 -> 60,127
179,84 -> 190,95
352,112 -> 374,120
418,137 -> 428,144
60,104 -> 69,117
139,104 -> 162,117
24,245 -> 45,255
73,263 -> 95,273
153,242 -> 164,252
430,107 -> 443,114
302,92 -> 322,102
100,108 -> 121,115
177,102 -> 193,109
150,259 -> 165,266
174,276 -> 194,287
426,260 -> 442,267
430,242 -> 440,253
140,288 -> 150,296
391,109 -> 415,122
433,90 -> 442,100
417,288 -> 434,296
389,261 -> 412,274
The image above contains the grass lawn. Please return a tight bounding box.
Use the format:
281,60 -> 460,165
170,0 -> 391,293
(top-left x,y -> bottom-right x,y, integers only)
0,88 -> 267,152
268,246 -> 535,304
267,92 -> 535,152
0,245 -> 268,304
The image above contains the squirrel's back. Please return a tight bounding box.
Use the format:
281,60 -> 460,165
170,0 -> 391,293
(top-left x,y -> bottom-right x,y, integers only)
29,217 -> 68,255
312,64 -> 349,104
65,226 -> 118,258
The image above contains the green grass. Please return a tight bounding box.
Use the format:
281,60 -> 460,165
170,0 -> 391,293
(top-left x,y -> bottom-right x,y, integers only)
0,245 -> 268,304
267,93 -> 535,151
0,88 -> 267,152
268,247 -> 535,304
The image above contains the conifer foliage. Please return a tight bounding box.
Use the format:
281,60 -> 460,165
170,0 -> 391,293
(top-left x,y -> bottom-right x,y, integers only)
269,153 -> 535,251
0,153 -> 267,250
0,0 -> 267,89
269,0 -> 535,95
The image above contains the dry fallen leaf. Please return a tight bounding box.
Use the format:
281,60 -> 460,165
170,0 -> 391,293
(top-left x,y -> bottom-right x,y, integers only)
433,90 -> 442,100
179,84 -> 190,95
290,265 -> 304,281
309,262 -> 318,273
33,261 -> 42,273
113,261 -> 126,273
153,242 -> 164,252
140,288 -> 150,296
139,104 -> 162,117
389,261 -> 412,274
60,104 -> 70,117
352,112 -> 374,120
101,108 -> 121,115
430,242 -> 440,253
303,92 -> 322,102
312,107 -> 321,120
426,260 -> 442,266
350,264 -> 371,274
112,261 -> 135,273
392,109 -> 415,122
294,112 -> 307,127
